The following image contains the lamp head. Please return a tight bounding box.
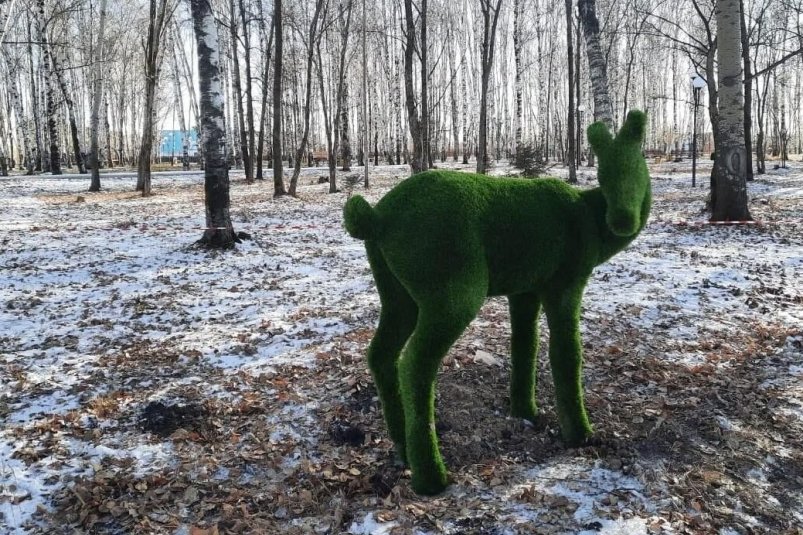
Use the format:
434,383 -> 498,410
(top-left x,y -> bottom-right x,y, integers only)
691,75 -> 707,90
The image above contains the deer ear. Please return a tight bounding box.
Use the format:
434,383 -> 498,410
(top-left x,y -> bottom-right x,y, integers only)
587,122 -> 613,155
618,110 -> 647,143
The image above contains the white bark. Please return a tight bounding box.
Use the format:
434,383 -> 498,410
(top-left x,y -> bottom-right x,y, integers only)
8,62 -> 35,173
578,0 -> 614,131
191,0 -> 237,247
89,0 -> 108,191
712,0 -> 751,220
170,34 -> 190,170
37,0 -> 61,174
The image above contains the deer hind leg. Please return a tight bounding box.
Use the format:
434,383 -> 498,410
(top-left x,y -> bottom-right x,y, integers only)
365,243 -> 418,464
399,280 -> 486,495
543,284 -> 593,446
508,292 -> 542,423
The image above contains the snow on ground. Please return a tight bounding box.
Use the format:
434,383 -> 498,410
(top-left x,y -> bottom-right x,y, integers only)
1,161 -> 801,534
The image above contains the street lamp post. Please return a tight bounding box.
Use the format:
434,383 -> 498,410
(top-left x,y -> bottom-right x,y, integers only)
690,73 -> 706,187
162,135 -> 169,165
577,104 -> 586,166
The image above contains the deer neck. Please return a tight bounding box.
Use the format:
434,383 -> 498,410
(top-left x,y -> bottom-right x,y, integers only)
581,183 -> 651,265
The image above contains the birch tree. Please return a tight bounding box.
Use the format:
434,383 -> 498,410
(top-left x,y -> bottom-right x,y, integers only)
6,53 -> 34,174
37,0 -> 61,174
564,0 -> 576,182
512,0 -> 523,152
238,0 -> 256,181
229,0 -> 251,181
711,0 -> 751,221
255,11 -> 274,180
88,0 -> 108,191
191,0 -> 240,248
578,0 -> 613,130
51,48 -> 85,174
169,29 -> 190,170
288,0 -> 326,196
273,0 -> 287,196
476,0 -> 503,174
317,0 -> 354,193
361,0 -> 369,186
340,81 -> 352,171
403,0 -> 423,174
137,0 -> 173,196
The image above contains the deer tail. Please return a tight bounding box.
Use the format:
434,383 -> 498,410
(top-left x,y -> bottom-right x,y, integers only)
343,195 -> 380,241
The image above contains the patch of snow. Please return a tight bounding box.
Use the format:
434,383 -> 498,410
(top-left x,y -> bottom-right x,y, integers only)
715,415 -> 741,432
759,336 -> 803,423
268,402 -> 320,444
505,457 -> 660,532
575,517 -> 652,535
1,439 -> 52,535
6,389 -> 81,424
744,460 -> 783,510
348,512 -> 399,535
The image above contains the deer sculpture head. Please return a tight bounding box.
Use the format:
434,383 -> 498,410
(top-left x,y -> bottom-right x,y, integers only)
589,110 -> 650,237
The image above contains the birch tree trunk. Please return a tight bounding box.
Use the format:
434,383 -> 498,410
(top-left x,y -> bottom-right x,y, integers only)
578,0 -> 614,130
117,66 -> 128,167
326,0 -> 354,192
0,0 -> 14,44
255,13 -> 274,180
394,47 -> 403,165
314,39 -> 334,183
238,0 -> 256,182
564,0 -> 576,183
191,0 -> 239,248
26,21 -> 44,172
229,0 -> 251,180
104,96 -> 113,168
403,0 -> 423,174
448,36 -> 460,162
361,0 -> 370,186
0,110 -> 7,175
739,0 -> 753,181
420,0 -> 430,170
289,0 -> 325,196
172,19 -> 201,135
461,54 -> 469,164
0,68 -> 8,174
272,0 -> 287,196
340,82 -> 352,171
137,0 -> 171,196
513,0 -> 522,152
755,72 -> 770,174
170,37 -> 190,170
8,66 -> 35,174
37,0 -> 61,175
711,0 -> 752,221
89,0 -> 108,191
476,0 -> 503,174
51,50 -> 85,174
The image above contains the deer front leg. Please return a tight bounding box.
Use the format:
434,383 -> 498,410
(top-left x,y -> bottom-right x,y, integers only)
508,292 -> 541,423
398,293 -> 483,495
543,285 -> 593,446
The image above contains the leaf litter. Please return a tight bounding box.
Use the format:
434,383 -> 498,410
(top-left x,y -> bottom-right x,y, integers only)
0,162 -> 802,534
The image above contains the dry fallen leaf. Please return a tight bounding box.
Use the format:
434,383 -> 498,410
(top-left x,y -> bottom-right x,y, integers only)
189,525 -> 219,535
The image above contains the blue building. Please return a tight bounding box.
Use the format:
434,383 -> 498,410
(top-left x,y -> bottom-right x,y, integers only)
159,129 -> 199,158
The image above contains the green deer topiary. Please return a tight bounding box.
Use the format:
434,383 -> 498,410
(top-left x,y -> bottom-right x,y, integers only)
344,110 -> 652,495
